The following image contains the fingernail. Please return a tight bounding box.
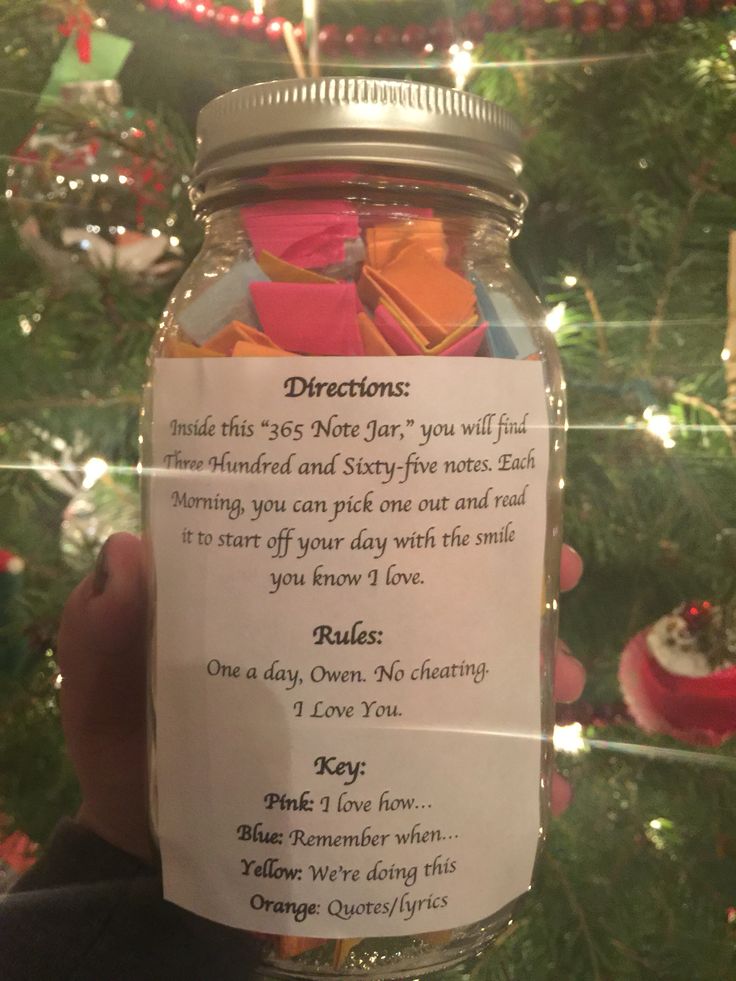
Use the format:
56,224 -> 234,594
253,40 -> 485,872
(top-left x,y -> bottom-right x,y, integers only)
92,540 -> 109,596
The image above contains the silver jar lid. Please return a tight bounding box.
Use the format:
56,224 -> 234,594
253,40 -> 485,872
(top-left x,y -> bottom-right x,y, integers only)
193,77 -> 523,207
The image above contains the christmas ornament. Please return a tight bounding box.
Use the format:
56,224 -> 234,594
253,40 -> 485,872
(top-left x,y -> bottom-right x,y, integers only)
619,601 -> 736,746
6,80 -> 186,289
0,814 -> 37,889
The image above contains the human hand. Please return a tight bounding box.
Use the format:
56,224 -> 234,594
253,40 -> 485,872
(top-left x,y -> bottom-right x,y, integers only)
552,545 -> 586,814
57,532 -> 153,864
57,534 -> 584,861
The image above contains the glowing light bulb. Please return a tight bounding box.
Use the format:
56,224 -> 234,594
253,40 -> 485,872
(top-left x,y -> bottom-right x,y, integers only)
643,406 -> 675,449
82,456 -> 109,490
722,348 -> 731,362
449,42 -> 474,90
563,275 -> 578,287
545,302 -> 566,333
553,722 -> 586,755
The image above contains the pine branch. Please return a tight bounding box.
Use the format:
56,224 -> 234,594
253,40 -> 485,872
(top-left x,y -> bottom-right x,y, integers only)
672,391 -> 736,453
548,854 -> 605,981
725,231 -> 736,423
648,162 -> 714,352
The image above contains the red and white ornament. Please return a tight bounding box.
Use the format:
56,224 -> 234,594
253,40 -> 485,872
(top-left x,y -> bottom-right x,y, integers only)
619,602 -> 736,746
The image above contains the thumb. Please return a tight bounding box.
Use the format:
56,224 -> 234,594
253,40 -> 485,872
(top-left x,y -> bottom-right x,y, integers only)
58,532 -> 153,862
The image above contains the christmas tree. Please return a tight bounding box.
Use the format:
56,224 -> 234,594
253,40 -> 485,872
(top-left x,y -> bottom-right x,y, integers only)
2,2 -> 736,978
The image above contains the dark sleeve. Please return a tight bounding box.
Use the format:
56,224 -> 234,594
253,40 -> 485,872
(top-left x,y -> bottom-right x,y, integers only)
0,820 -> 261,981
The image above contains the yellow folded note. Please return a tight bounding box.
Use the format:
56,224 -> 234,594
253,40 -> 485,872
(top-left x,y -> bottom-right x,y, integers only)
358,266 -> 430,348
357,311 -> 397,355
257,250 -> 336,284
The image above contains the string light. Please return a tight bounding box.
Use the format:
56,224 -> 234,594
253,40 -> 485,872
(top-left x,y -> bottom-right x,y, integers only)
643,405 -> 676,449
82,456 -> 109,490
722,348 -> 731,362
545,302 -> 566,333
553,722 -> 586,754
449,41 -> 474,90
563,274 -> 578,287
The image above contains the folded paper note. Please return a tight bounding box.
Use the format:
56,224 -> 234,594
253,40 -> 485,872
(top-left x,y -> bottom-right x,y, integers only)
250,282 -> 363,356
378,243 -> 477,337
366,220 -> 447,270
164,339 -> 224,358
473,281 -> 539,359
204,320 -> 290,357
232,340 -> 294,358
257,251 -> 336,285
177,259 -> 268,344
358,267 -> 431,348
242,200 -> 359,270
357,312 -> 397,356
438,323 -> 488,357
374,304 -> 424,356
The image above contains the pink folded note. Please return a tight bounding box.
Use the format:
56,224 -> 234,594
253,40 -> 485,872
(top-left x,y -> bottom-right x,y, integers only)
374,304 -> 423,356
250,282 -> 364,356
438,323 -> 488,357
242,200 -> 359,270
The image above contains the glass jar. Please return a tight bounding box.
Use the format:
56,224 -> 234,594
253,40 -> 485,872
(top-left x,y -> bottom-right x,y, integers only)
143,78 -> 564,979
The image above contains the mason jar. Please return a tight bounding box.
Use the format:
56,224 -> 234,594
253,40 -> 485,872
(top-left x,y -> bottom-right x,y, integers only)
143,77 -> 565,979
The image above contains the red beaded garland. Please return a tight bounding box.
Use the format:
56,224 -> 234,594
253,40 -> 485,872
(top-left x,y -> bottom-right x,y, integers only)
606,0 -> 630,28
264,15 -> 287,45
292,21 -> 306,48
318,23 -> 343,55
459,10 -> 489,41
488,0 -> 519,31
657,0 -> 686,19
429,16 -> 456,47
551,0 -> 576,27
578,0 -> 604,29
521,0 -> 548,29
241,9 -> 266,38
633,0 -> 658,25
143,0 -> 725,46
373,24 -> 400,51
168,0 -> 192,16
214,4 -> 241,32
190,0 -> 213,23
401,23 -> 428,51
345,24 -> 372,56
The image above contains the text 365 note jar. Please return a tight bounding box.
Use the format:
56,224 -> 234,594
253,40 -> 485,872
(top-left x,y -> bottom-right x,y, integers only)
142,78 -> 565,979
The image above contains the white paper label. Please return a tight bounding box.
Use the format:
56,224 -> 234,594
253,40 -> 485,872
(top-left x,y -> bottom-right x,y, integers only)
150,357 -> 550,938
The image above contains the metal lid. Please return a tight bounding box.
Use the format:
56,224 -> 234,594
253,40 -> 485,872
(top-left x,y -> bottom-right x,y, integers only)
193,77 -> 522,206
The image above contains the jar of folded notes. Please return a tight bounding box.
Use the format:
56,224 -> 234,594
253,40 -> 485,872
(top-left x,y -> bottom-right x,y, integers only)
143,78 -> 565,979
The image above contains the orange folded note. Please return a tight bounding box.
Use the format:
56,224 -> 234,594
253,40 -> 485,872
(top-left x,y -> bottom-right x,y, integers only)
257,250 -> 336,284
204,321 -> 256,355
378,243 -> 477,338
358,267 -> 430,348
357,311 -> 396,356
366,219 -> 447,269
164,338 -> 225,358
232,339 -> 294,357
276,935 -> 327,959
